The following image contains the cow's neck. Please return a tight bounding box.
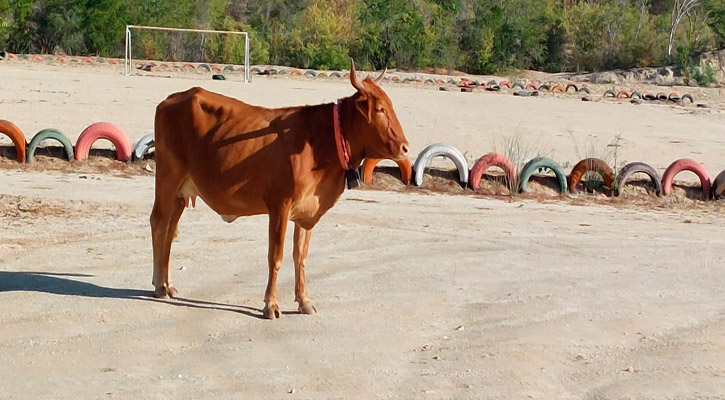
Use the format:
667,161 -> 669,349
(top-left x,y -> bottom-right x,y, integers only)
334,95 -> 366,170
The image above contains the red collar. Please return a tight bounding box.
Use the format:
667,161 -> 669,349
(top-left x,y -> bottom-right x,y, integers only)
333,99 -> 351,170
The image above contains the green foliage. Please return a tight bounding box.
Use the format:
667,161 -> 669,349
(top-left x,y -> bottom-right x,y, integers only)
0,0 -> 720,77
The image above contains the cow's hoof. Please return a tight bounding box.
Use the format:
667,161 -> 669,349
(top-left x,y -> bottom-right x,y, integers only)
263,303 -> 281,319
153,283 -> 178,299
298,300 -> 317,315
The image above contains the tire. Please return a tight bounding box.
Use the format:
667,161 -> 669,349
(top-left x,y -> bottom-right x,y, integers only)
251,66 -> 264,75
630,91 -> 643,100
518,157 -> 568,194
616,162 -> 662,196
551,85 -> 565,93
616,90 -> 630,99
539,84 -> 551,91
223,65 -> 236,72
304,70 -> 317,77
525,82 -> 539,91
485,85 -> 500,92
582,96 -> 593,102
362,158 -> 412,185
603,90 -> 616,98
513,90 -> 538,97
499,80 -> 512,89
132,133 -> 155,161
565,83 -> 578,93
0,119 -> 27,163
212,74 -> 225,80
668,92 -> 681,102
656,92 -> 668,101
197,63 -> 211,72
643,92 -> 656,101
661,158 -> 711,199
330,72 -> 343,79
26,128 -> 74,163
568,158 -> 615,194
412,144 -> 469,187
681,94 -> 694,104
74,122 -> 133,162
712,169 -> 725,200
512,81 -> 526,90
577,87 -> 591,94
469,153 -> 517,191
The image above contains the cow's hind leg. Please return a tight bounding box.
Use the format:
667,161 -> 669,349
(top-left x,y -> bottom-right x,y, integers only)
150,191 -> 185,299
293,223 -> 317,315
263,208 -> 290,319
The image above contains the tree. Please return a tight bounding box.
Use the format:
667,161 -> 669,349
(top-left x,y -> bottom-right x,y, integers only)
668,0 -> 699,58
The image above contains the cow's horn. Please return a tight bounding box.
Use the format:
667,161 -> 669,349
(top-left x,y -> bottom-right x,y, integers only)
374,67 -> 387,85
350,58 -> 365,92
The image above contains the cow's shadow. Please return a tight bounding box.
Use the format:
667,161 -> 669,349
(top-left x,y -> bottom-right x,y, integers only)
0,271 -> 269,319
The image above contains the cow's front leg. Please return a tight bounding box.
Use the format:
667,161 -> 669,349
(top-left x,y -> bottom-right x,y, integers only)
293,223 -> 317,315
263,208 -> 289,319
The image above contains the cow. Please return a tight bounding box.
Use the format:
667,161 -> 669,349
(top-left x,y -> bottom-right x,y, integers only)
151,59 -> 409,319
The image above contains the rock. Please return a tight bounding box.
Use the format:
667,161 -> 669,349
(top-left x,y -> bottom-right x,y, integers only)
592,72 -> 618,85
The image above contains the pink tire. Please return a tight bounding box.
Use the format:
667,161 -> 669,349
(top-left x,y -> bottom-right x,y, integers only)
499,80 -> 512,89
469,153 -> 517,190
661,158 -> 711,199
74,122 -> 132,161
616,90 -> 630,99
525,82 -> 538,91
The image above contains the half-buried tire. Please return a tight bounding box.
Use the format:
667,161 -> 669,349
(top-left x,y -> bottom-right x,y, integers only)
712,169 -> 725,200
412,144 -> 469,187
518,157 -> 568,194
75,122 -> 133,162
469,153 -> 517,191
132,133 -> 155,161
615,161 -> 662,196
362,158 -> 412,185
27,128 -> 74,163
568,158 -> 615,194
661,158 -> 711,199
0,119 -> 27,163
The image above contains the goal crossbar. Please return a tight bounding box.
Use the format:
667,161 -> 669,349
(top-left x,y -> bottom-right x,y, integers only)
124,25 -> 250,82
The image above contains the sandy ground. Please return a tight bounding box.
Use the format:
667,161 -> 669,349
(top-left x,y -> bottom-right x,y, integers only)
1,62 -> 725,399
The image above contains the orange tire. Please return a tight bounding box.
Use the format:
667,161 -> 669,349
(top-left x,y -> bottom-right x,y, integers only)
661,158 -> 711,199
74,122 -> 132,161
0,119 -> 27,162
551,85 -> 565,93
469,153 -> 517,190
362,158 -> 412,185
568,158 -> 614,194
565,83 -> 578,93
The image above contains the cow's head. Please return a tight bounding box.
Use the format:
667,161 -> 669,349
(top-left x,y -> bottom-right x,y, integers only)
349,60 -> 409,161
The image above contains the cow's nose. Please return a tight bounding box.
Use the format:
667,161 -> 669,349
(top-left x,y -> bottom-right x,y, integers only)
401,143 -> 409,155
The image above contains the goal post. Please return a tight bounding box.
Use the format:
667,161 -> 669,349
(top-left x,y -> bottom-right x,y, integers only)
124,25 -> 250,83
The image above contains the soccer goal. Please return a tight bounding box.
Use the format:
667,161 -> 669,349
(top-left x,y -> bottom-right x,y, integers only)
124,25 -> 250,83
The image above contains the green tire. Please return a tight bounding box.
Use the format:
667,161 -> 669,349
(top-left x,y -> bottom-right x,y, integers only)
518,157 -> 568,194
26,128 -> 74,163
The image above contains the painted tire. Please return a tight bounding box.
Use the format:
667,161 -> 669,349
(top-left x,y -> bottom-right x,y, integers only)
643,92 -> 656,101
412,144 -> 469,187
681,94 -> 694,104
513,90 -> 539,97
330,72 -> 343,79
603,90 -> 616,98
616,162 -> 662,196
212,74 -> 225,80
668,92 -> 681,102
469,153 -> 517,191
661,158 -> 711,199
525,82 -> 538,91
656,92 -> 668,101
616,90 -> 630,99
0,119 -> 27,162
712,170 -> 725,200
499,81 -> 512,89
485,85 -> 500,92
630,91 -> 643,100
223,65 -> 236,72
251,66 -> 264,74
518,157 -> 568,194
304,70 -> 317,77
551,85 -> 565,93
565,83 -> 578,93
26,128 -> 74,163
577,87 -> 591,94
568,158 -> 615,194
512,81 -> 526,90
132,133 -> 155,161
362,158 -> 412,185
197,63 -> 211,72
539,84 -> 551,91
74,122 -> 132,161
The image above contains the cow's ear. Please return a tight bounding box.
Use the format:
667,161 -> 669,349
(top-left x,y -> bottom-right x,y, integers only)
355,95 -> 372,123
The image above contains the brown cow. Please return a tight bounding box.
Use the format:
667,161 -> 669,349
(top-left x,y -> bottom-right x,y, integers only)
151,59 -> 409,319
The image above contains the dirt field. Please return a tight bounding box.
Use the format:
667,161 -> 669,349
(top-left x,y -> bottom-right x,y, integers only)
1,62 -> 725,399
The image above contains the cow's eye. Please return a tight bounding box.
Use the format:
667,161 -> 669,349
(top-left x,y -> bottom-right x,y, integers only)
375,107 -> 385,113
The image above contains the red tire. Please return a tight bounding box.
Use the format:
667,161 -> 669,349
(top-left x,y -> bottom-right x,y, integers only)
568,158 -> 614,194
525,82 -> 538,91
469,153 -> 517,191
661,158 -> 711,199
362,158 -> 412,185
616,90 -> 630,99
499,80 -> 512,89
0,119 -> 27,163
32,55 -> 43,62
81,57 -> 94,64
74,122 -> 132,161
